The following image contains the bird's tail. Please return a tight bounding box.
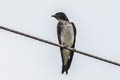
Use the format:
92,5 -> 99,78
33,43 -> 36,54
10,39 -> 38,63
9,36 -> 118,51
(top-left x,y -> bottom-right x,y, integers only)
62,58 -> 73,75
61,52 -> 74,75
62,65 -> 68,74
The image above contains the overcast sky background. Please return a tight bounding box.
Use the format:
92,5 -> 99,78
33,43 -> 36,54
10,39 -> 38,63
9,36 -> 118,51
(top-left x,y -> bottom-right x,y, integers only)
0,0 -> 120,80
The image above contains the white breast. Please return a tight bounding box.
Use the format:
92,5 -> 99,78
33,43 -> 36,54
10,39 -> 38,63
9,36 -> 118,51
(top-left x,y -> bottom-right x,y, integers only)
60,21 -> 74,47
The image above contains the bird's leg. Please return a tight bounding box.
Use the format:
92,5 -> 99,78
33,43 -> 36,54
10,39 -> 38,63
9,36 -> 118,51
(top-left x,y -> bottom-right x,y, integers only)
62,45 -> 69,49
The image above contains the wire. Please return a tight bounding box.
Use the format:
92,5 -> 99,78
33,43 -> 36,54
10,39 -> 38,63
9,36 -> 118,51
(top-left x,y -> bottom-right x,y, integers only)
0,26 -> 120,66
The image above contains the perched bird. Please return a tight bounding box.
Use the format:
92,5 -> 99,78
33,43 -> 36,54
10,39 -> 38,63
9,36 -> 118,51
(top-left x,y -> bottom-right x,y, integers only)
52,12 -> 76,74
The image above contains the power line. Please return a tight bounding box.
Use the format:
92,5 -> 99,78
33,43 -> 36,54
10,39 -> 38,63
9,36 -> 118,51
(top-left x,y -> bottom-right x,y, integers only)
0,26 -> 120,66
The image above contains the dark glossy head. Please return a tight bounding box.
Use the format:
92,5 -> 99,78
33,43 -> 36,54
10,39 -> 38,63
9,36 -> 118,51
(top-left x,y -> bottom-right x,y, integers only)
52,12 -> 69,21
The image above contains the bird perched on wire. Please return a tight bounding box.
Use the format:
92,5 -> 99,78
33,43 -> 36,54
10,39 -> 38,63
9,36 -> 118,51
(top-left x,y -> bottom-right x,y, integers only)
52,12 -> 76,74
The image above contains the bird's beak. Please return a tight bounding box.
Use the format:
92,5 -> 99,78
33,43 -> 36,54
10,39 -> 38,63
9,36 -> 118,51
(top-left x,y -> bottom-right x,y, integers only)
51,15 -> 56,17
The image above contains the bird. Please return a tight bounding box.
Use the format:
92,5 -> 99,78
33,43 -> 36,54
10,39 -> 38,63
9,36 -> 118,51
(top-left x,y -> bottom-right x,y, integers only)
52,12 -> 76,74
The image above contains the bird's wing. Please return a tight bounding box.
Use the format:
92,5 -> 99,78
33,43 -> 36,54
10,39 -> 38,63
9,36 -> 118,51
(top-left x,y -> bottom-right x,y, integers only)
57,22 -> 64,64
71,22 -> 76,47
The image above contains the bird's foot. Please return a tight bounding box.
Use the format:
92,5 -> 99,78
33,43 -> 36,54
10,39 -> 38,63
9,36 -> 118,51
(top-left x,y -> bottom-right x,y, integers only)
63,45 -> 68,49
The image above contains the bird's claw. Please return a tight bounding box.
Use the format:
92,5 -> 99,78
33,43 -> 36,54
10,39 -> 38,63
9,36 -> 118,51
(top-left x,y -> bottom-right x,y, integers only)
63,45 -> 68,49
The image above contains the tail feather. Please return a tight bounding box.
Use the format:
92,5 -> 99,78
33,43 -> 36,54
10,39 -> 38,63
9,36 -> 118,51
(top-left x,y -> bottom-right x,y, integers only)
61,53 -> 74,74
62,65 -> 68,74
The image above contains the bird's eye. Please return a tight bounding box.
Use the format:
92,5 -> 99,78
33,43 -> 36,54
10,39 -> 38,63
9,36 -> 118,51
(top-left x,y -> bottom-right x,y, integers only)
56,14 -> 59,16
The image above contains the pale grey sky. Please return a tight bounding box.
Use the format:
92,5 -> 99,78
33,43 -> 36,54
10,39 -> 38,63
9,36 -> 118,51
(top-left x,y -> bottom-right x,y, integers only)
0,0 -> 120,80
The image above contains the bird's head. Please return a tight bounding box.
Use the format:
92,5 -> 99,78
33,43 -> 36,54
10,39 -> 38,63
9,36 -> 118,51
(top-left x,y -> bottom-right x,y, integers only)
52,12 -> 69,21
